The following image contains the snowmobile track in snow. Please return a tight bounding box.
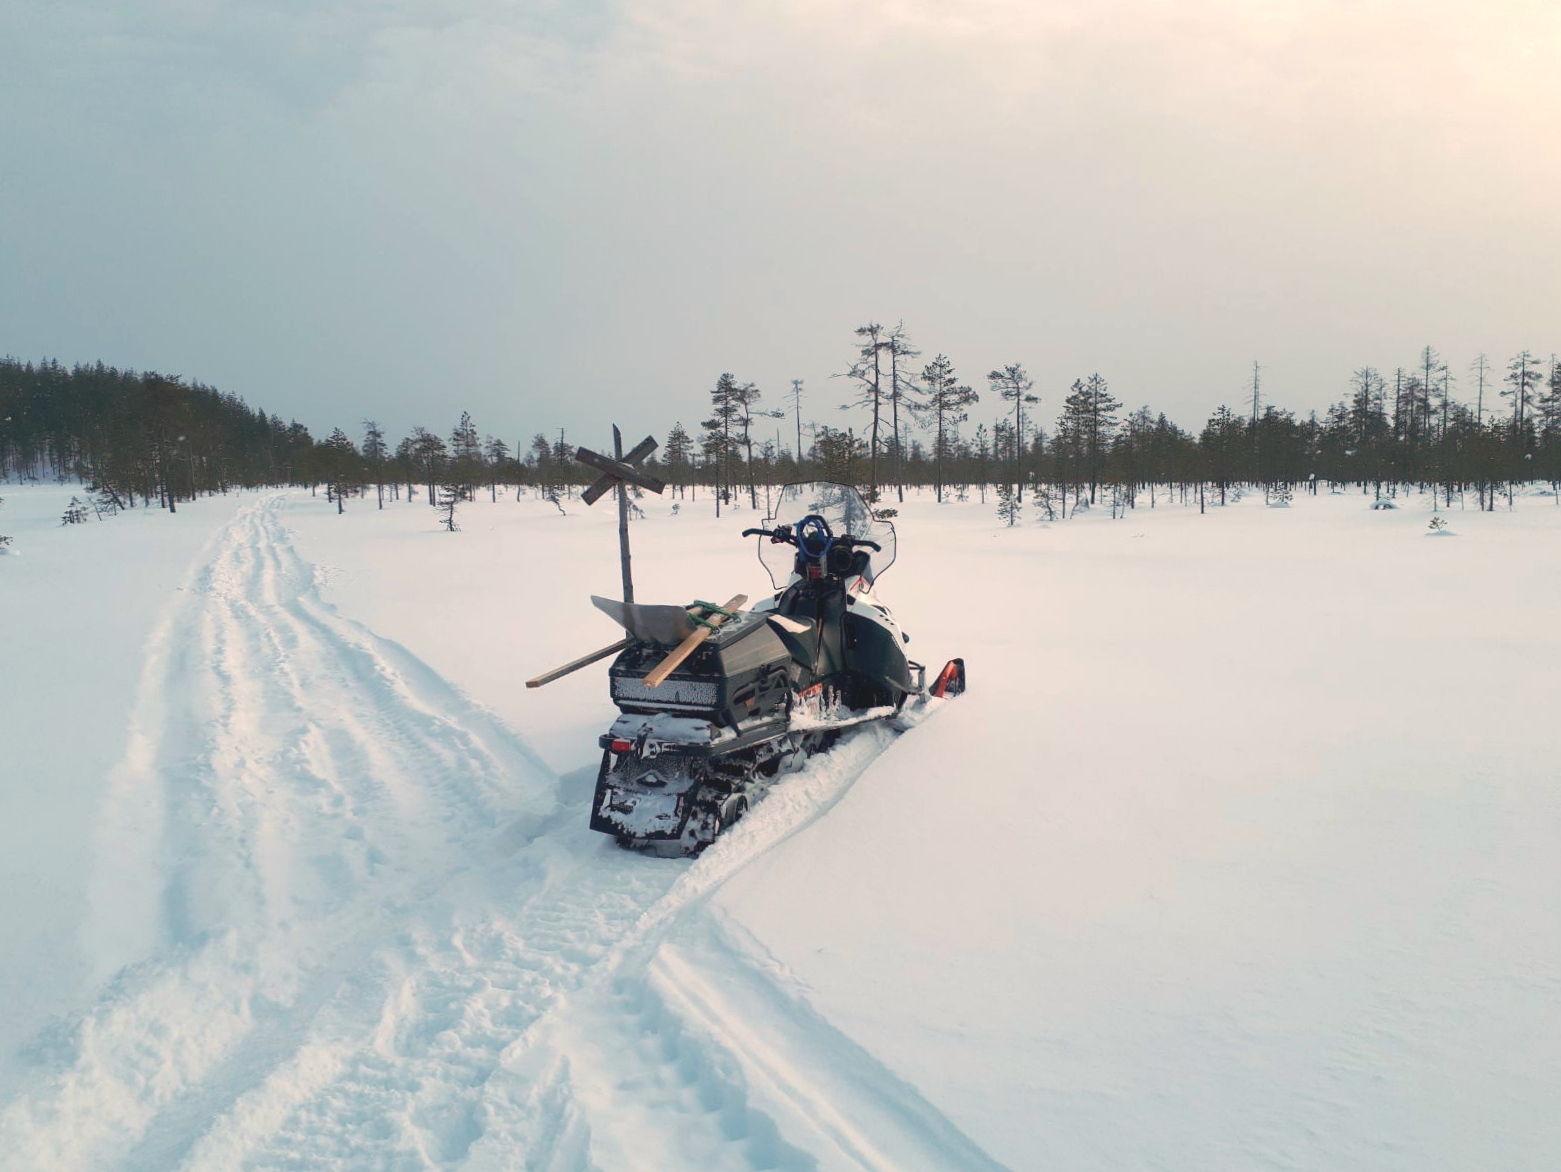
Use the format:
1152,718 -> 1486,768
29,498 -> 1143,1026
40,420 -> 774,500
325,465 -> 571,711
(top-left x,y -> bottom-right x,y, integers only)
0,494 -> 1003,1172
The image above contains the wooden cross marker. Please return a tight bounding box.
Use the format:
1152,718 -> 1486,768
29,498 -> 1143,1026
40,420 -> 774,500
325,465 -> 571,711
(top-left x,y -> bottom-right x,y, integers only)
575,426 -> 664,604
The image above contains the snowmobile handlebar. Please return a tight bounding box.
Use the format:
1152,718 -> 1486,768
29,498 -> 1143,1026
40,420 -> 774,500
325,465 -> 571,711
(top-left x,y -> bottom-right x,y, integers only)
741,526 -> 880,552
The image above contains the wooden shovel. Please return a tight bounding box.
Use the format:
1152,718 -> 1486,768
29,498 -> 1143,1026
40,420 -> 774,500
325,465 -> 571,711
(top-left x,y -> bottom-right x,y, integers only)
643,594 -> 746,688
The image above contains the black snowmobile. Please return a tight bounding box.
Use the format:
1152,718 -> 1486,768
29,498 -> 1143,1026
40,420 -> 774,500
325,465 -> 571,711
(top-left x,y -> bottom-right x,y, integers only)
583,481 -> 965,855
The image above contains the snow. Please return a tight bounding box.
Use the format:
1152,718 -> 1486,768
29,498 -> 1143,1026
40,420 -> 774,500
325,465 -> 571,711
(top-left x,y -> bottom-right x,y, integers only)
2,481 -> 1558,1170
0,486 -> 252,1100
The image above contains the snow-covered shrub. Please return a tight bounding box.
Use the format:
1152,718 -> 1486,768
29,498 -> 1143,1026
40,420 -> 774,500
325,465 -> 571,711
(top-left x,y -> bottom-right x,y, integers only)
61,496 -> 91,525
1267,484 -> 1293,507
995,483 -> 1020,527
1428,515 -> 1454,536
1370,499 -> 1397,510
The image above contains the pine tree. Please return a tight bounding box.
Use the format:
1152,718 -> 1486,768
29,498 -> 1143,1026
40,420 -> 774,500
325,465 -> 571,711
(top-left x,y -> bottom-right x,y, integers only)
411,427 -> 447,507
1504,351 -> 1543,448
787,379 -> 805,462
920,355 -> 978,503
812,426 -> 863,486
842,323 -> 888,497
362,419 -> 387,508
1536,358 -> 1561,495
550,430 -> 573,502
1201,405 -> 1242,505
732,381 -> 781,509
974,423 -> 990,503
883,323 -> 921,503
484,435 -> 510,502
986,364 -> 1037,503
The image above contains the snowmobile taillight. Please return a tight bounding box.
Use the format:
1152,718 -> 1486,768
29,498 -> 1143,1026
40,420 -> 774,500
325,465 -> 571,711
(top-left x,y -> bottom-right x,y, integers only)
610,739 -> 633,753
806,563 -> 823,579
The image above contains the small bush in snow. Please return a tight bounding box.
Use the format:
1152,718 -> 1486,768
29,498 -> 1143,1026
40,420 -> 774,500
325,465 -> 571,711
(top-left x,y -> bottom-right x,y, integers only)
1267,484 -> 1293,507
61,496 -> 92,525
995,483 -> 1021,527
1428,515 -> 1453,536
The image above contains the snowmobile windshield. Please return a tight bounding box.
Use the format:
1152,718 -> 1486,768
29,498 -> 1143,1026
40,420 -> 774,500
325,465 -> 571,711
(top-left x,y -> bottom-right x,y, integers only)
757,482 -> 897,589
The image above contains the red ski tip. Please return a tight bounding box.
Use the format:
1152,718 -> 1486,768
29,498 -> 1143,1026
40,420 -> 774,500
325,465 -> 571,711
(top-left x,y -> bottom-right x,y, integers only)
931,658 -> 966,698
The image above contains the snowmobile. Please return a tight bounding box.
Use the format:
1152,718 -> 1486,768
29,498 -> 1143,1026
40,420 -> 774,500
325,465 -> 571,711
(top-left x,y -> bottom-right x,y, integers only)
579,481 -> 965,855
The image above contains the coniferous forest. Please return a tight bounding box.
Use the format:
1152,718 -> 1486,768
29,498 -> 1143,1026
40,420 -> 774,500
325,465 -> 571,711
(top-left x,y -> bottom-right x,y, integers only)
4,328 -> 1560,528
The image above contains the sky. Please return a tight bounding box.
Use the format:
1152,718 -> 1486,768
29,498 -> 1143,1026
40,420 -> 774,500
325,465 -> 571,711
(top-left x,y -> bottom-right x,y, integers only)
2,0 -> 1558,451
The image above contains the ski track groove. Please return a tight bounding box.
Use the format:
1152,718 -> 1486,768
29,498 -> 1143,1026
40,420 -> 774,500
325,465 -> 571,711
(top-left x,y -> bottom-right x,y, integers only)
0,494 -> 1004,1172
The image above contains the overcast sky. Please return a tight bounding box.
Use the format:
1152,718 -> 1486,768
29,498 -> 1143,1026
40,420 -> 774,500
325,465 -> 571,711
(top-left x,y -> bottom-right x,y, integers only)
2,0 -> 1557,449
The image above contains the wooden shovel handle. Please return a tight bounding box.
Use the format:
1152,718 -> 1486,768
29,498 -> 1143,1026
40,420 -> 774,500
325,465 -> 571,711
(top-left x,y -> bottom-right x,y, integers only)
526,637 -> 632,688
643,594 -> 746,688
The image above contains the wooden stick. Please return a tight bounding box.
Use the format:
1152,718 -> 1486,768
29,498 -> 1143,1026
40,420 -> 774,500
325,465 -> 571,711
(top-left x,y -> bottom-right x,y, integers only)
573,446 -> 666,495
526,637 -> 632,689
614,426 -> 634,604
643,595 -> 746,688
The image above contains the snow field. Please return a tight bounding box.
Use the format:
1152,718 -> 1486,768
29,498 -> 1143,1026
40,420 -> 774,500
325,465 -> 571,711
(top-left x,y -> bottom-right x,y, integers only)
0,486 -> 253,1096
2,481 -> 1558,1169
716,487 -> 1561,1169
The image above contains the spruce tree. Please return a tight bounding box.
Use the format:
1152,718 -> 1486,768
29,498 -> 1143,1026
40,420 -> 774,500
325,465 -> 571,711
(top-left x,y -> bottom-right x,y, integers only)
701,374 -> 742,514
664,422 -> 693,498
321,427 -> 360,514
450,411 -> 481,500
995,481 -> 1020,526
1081,373 -> 1121,504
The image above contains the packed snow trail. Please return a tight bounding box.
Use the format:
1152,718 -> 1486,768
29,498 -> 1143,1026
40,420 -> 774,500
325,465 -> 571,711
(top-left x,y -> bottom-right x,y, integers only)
1,495 -> 1001,1172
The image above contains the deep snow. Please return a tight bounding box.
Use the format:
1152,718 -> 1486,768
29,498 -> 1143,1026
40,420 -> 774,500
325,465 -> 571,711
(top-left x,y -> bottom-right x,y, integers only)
2,481 -> 1558,1170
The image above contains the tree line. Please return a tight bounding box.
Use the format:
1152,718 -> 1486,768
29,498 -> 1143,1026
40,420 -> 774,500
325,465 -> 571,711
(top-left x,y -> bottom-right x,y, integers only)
4,335 -> 1559,531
